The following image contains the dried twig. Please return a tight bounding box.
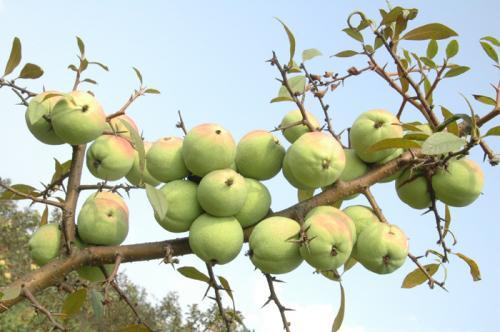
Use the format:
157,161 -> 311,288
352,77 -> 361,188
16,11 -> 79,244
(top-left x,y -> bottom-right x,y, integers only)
22,286 -> 67,331
263,273 -> 292,332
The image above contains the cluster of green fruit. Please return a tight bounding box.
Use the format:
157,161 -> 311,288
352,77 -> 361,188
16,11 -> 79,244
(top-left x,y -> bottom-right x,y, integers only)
24,90 -> 483,280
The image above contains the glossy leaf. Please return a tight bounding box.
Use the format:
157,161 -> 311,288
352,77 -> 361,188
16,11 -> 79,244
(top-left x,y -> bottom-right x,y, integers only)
275,18 -> 296,66
62,288 -> 87,319
402,23 -> 458,41
455,253 -> 481,281
473,94 -> 496,106
145,183 -> 168,221
481,36 -> 500,47
177,266 -> 210,283
302,48 -> 322,62
427,40 -> 438,59
334,50 -> 358,58
401,264 -> 439,288
18,63 -> 44,79
484,126 -> 500,137
367,138 -> 420,152
446,40 -> 459,59
40,206 -> 49,226
421,132 -> 466,155
132,67 -> 143,85
331,283 -> 345,332
342,28 -> 363,42
444,66 -> 470,78
4,37 -> 22,77
480,41 -> 498,63
76,36 -> 85,55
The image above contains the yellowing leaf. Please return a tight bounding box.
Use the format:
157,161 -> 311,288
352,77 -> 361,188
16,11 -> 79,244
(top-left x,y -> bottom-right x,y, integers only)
401,264 -> 439,288
455,253 -> 481,281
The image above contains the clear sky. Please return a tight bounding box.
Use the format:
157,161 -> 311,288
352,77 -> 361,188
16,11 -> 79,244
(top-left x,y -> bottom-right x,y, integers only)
0,1 -> 499,331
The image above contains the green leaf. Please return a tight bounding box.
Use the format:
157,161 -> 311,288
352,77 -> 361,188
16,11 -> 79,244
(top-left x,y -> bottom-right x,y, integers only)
114,325 -> 149,332
367,138 -> 420,152
144,88 -> 160,94
423,75 -> 433,105
484,126 -> 500,137
427,40 -> 438,59
374,36 -> 384,50
51,159 -> 72,184
132,67 -> 143,85
333,50 -> 358,58
62,288 -> 87,319
401,264 -> 440,288
438,107 -> 462,135
481,36 -> 500,47
119,119 -> 145,173
177,266 -> 210,283
67,64 -> 78,72
3,37 -> 22,77
420,57 -> 436,69
444,66 -> 470,78
82,78 -> 97,85
403,132 -> 429,141
302,48 -> 322,62
446,40 -> 459,59
287,59 -> 301,73
381,6 -> 403,25
331,283 -> 345,332
275,18 -> 296,67
421,132 -> 466,155
89,289 -> 104,321
342,256 -> 357,273
401,123 -> 426,132
473,94 -> 496,106
342,28 -> 363,42
480,41 -> 498,63
454,253 -> 481,281
40,206 -> 49,226
297,189 -> 314,202
402,23 -> 458,41
76,36 -> 85,55
218,276 -> 234,302
443,204 -> 451,240
18,63 -> 44,79
0,184 -> 39,200
0,284 -> 21,301
89,61 -> 109,71
145,183 -> 168,221
270,96 -> 294,103
277,75 -> 306,98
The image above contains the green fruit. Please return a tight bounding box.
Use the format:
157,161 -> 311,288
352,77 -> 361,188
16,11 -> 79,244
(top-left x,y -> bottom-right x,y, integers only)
338,149 -> 369,199
25,91 -> 64,145
350,109 -> 403,163
146,137 -> 189,182
235,130 -> 285,180
355,223 -> 409,274
182,123 -> 236,176
126,141 -> 161,187
51,91 -> 106,145
299,212 -> 354,271
77,192 -> 129,245
280,109 -> 321,143
377,148 -> 404,183
106,114 -> 139,139
235,178 -> 271,228
432,159 -> 484,207
395,169 -> 431,209
84,191 -> 129,213
28,224 -> 61,266
74,238 -> 114,282
197,169 -> 248,217
305,206 -> 356,243
189,214 -> 243,264
86,135 -> 135,181
283,132 -> 345,189
342,205 -> 379,239
155,180 -> 203,232
282,158 -> 315,190
249,216 -> 303,274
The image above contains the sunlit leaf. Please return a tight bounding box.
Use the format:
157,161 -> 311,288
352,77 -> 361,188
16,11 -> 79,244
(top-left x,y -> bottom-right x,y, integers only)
484,126 -> 500,137
145,184 -> 168,221
177,266 -> 210,283
455,253 -> 481,281
438,108 -> 466,135
275,18 -> 296,67
367,138 -> 420,152
480,41 -> 498,63
331,283 -> 345,332
381,6 -> 403,25
218,276 -> 234,302
402,23 -> 458,41
302,48 -> 322,62
480,36 -> 500,47
333,50 -> 358,58
446,40 -> 459,59
421,132 -> 466,155
62,288 -> 87,319
473,94 -> 496,106
270,96 -> 294,103
18,63 -> 44,79
0,184 -> 39,200
342,28 -> 363,42
401,264 -> 439,288
3,37 -> 22,77
444,66 -> 470,78
427,40 -> 438,59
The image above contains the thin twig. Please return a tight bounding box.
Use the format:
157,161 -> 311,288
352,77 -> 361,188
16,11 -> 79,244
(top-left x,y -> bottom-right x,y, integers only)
106,88 -> 146,121
77,182 -> 138,193
102,254 -> 122,304
22,286 -> 67,331
407,253 -> 447,290
206,262 -> 231,332
0,182 -> 63,208
0,78 -> 37,97
263,273 -> 291,332
176,110 -> 188,135
362,188 -> 388,224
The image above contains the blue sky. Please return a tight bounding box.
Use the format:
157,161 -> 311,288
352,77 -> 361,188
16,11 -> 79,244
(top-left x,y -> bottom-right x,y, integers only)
0,1 -> 499,331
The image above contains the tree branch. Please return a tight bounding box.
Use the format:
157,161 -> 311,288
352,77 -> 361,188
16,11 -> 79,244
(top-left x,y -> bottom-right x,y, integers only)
176,110 -> 188,135
206,262 -> 231,332
263,273 -> 291,332
0,182 -> 64,208
22,286 -> 67,331
106,88 -> 146,121
407,253 -> 447,290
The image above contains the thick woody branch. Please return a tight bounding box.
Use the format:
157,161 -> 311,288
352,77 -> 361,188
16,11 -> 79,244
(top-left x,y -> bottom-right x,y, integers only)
0,182 -> 64,208
22,287 -> 67,331
0,150 -> 419,312
206,262 -> 231,332
362,188 -> 388,224
263,273 -> 291,332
